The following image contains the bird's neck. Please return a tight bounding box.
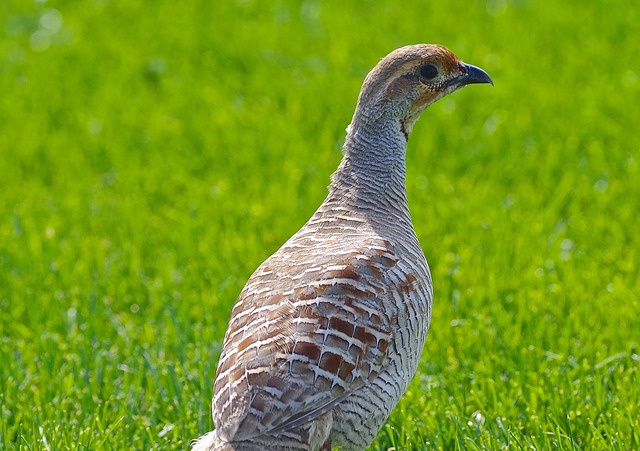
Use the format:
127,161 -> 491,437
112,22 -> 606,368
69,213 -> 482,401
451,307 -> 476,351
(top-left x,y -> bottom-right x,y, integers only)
326,115 -> 410,215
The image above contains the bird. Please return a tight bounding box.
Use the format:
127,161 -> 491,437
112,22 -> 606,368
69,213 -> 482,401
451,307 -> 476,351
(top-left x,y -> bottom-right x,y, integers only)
192,44 -> 493,451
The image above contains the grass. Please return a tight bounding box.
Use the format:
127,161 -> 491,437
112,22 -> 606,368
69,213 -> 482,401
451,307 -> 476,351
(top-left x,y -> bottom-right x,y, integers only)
1,0 -> 638,449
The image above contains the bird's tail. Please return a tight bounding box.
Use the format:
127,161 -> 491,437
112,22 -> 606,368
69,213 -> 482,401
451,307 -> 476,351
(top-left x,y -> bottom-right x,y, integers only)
193,429 -> 326,450
191,431 -> 226,451
191,430 -> 270,451
191,431 -> 266,451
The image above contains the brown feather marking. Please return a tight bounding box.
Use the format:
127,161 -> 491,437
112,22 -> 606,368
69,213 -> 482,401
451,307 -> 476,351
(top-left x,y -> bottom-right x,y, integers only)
377,338 -> 389,354
319,352 -> 344,375
338,360 -> 357,381
353,325 -> 377,346
399,272 -> 417,294
326,265 -> 362,281
329,316 -> 355,338
237,336 -> 254,353
294,341 -> 322,364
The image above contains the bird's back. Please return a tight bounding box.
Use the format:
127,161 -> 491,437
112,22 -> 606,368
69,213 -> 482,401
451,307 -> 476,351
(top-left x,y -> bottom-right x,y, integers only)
211,194 -> 432,449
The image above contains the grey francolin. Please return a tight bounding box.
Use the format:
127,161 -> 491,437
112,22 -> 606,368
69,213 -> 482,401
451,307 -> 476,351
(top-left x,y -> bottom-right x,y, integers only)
193,44 -> 492,451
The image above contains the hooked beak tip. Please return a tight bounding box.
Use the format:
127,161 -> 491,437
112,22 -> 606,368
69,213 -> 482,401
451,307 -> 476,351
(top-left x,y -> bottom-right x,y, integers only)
459,63 -> 494,87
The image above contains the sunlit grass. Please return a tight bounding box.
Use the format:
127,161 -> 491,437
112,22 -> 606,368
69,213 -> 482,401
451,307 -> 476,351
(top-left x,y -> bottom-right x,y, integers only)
1,0 -> 638,449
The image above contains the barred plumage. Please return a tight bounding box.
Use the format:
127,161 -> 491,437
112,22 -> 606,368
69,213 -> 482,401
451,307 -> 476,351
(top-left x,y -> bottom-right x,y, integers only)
193,44 -> 492,451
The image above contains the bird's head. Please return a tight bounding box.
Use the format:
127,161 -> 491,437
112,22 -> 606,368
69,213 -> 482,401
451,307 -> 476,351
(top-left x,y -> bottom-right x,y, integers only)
350,44 -> 493,138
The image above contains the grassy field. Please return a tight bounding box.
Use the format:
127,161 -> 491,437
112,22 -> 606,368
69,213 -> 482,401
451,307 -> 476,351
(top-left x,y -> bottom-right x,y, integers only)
1,0 -> 639,449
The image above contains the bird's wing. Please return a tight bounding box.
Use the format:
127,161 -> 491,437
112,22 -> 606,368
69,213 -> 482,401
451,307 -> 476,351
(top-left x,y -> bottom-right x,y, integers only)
212,237 -> 401,441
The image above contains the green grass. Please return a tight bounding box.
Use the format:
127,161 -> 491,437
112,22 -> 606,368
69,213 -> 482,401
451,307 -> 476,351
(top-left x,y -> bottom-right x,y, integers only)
1,0 -> 639,449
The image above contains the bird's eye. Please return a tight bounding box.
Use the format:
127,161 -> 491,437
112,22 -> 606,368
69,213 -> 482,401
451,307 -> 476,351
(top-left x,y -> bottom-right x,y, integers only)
418,64 -> 439,81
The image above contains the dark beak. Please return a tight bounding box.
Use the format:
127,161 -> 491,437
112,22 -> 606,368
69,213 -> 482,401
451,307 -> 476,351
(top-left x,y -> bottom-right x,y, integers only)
453,63 -> 494,87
